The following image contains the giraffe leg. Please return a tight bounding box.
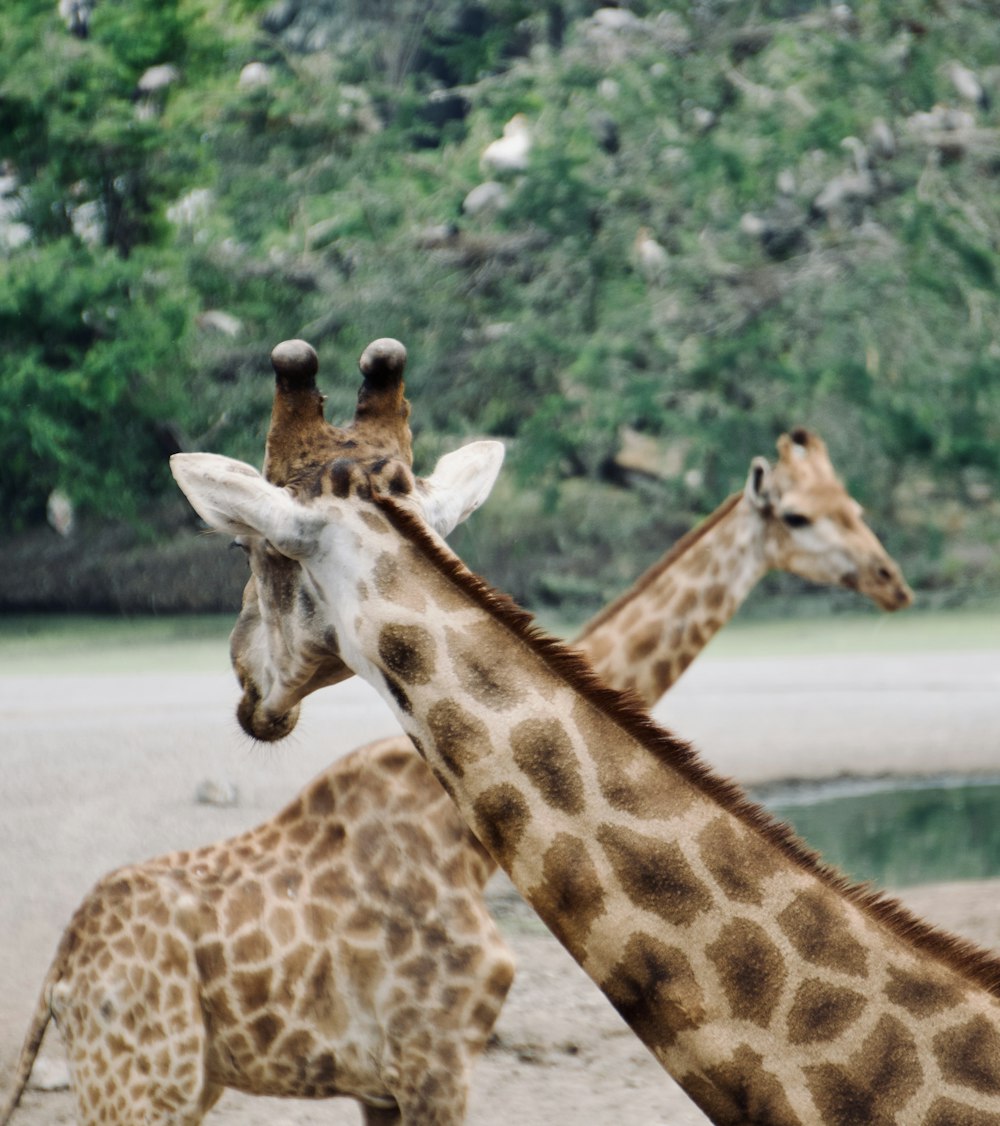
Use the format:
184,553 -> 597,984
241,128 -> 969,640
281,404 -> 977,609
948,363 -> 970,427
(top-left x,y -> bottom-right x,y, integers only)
386,1056 -> 471,1126
380,931 -> 513,1125
363,1104 -> 403,1126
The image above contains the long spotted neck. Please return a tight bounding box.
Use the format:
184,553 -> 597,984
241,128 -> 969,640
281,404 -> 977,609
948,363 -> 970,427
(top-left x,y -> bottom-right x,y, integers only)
575,493 -> 766,706
340,500 -> 1000,1126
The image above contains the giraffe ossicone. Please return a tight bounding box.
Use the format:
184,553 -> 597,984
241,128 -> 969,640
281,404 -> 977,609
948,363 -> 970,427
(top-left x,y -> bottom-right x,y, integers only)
165,338 -> 1000,1124
227,335 -> 503,743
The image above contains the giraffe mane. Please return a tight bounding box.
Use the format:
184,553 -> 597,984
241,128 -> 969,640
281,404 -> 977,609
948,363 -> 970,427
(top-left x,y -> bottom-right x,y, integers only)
575,491 -> 743,642
376,492 -> 1000,1000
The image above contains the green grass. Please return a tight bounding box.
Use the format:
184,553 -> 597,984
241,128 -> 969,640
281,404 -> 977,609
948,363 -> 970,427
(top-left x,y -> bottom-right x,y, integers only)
0,604 -> 997,676
0,614 -> 234,675
689,603 -> 1000,660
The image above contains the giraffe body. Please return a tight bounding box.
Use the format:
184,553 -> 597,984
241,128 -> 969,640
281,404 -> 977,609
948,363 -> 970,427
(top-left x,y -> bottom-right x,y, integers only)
169,338 -> 1000,1124
0,738 -> 511,1126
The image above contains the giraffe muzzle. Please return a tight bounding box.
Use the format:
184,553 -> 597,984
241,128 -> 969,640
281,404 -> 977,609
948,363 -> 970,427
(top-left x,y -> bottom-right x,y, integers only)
236,686 -> 301,742
849,562 -> 914,612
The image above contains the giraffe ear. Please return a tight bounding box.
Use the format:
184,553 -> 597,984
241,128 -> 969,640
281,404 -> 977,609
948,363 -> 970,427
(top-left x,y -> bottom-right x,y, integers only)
170,453 -> 324,558
418,440 -> 505,537
745,456 -> 774,511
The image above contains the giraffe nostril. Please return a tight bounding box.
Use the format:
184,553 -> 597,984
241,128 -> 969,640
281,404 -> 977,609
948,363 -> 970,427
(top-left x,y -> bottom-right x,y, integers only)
876,566 -> 893,582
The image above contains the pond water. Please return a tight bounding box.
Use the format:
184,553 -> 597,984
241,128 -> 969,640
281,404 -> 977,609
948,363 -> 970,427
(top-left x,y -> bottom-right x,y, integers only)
755,776 -> 1000,889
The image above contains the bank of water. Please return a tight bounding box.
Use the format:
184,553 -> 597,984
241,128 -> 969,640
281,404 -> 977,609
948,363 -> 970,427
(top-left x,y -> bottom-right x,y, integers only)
758,776 -> 1000,888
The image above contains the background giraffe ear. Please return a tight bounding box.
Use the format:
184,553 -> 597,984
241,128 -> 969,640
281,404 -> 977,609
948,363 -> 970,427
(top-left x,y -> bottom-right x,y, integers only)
745,455 -> 774,511
418,440 -> 505,537
170,453 -> 324,558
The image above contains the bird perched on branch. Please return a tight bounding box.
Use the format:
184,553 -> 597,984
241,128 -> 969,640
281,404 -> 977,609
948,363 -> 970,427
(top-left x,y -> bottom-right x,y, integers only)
480,114 -> 533,175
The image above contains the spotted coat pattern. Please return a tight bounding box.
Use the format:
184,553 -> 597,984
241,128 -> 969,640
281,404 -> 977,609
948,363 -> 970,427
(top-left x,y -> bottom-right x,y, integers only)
2,740 -> 512,1126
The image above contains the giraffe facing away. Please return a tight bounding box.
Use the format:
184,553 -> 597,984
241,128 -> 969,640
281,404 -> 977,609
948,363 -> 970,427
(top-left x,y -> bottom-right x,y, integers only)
0,737 -> 510,1126
0,341 -> 511,1126
169,337 -> 1000,1125
0,350 -> 917,1124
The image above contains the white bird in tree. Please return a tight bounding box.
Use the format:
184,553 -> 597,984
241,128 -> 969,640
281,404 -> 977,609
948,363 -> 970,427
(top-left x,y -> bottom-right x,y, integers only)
46,489 -> 75,537
946,60 -> 989,109
480,113 -> 533,175
811,136 -> 875,220
632,226 -> 669,284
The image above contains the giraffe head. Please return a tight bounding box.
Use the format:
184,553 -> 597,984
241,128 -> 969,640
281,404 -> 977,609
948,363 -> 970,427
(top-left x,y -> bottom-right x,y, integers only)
173,337 -> 504,741
745,427 -> 913,610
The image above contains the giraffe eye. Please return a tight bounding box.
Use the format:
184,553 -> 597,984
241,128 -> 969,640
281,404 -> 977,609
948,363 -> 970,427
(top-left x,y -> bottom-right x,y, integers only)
782,512 -> 811,529
230,538 -> 250,555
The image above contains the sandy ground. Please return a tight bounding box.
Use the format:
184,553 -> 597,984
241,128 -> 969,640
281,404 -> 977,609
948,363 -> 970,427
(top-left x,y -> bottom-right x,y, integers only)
2,643 -> 999,1124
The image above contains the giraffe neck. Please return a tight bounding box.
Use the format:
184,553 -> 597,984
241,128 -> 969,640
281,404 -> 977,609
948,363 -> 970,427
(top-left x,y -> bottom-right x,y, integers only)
575,493 -> 766,706
342,499 -> 1000,1126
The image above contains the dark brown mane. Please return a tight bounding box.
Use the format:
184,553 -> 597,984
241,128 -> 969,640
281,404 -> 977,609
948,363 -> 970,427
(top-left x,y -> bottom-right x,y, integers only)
376,492 -> 1000,1000
575,491 -> 743,642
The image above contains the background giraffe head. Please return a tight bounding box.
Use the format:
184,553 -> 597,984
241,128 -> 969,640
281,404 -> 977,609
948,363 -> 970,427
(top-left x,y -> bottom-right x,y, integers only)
183,337 -> 504,742
745,427 -> 913,611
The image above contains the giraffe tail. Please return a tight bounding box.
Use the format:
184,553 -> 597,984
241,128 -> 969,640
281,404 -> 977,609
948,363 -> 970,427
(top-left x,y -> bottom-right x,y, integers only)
0,934 -> 70,1124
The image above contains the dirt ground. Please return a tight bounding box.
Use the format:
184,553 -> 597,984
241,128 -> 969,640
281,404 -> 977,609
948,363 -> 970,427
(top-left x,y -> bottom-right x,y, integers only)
2,643 -> 999,1124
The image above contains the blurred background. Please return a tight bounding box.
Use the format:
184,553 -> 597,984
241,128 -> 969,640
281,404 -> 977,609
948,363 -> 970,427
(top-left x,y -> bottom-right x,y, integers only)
2,10 -> 1000,1116
0,0 -> 998,625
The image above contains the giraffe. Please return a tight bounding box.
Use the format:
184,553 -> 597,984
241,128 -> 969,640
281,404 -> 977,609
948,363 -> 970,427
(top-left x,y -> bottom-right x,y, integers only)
2,356 -> 915,1124
0,341 -> 509,1126
577,427 -> 913,707
168,337 -> 1000,1125
0,737 -> 511,1126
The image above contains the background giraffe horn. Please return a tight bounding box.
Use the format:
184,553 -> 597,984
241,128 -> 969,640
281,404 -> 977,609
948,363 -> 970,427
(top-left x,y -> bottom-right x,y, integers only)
264,338 -> 329,485
352,337 -> 413,464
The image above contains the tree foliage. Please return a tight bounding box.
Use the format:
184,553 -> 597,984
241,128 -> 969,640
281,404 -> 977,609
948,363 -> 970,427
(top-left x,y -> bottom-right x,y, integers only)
1,0 -> 998,608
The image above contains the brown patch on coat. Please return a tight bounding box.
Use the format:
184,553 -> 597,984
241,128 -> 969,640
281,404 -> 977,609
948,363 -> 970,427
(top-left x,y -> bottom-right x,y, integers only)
426,699 -> 489,778
884,963 -> 965,1018
777,889 -> 868,977
510,717 -> 585,814
527,833 -> 605,951
233,968 -> 273,1013
377,623 -> 437,685
597,823 -> 713,927
706,918 -> 786,1028
448,624 -> 527,710
600,933 -> 705,1053
933,1014 -> 1000,1096
786,978 -> 866,1045
681,1043 -> 803,1126
578,696 -> 694,821
924,1097 -> 1000,1125
698,816 -> 781,905
471,784 -> 531,869
804,1014 -> 921,1124
223,883 -> 265,937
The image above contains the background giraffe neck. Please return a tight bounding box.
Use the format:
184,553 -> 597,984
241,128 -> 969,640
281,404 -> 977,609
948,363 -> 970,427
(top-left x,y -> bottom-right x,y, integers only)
348,501 -> 1000,1124
575,493 -> 767,706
